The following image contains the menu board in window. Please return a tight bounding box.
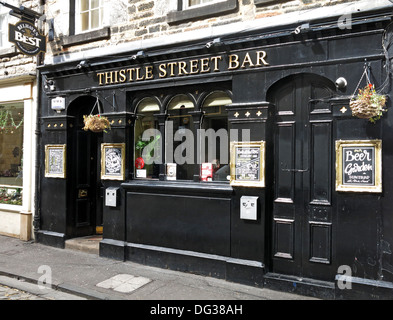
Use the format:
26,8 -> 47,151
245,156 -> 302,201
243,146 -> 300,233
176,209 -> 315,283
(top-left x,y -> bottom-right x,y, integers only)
230,141 -> 265,187
335,140 -> 382,193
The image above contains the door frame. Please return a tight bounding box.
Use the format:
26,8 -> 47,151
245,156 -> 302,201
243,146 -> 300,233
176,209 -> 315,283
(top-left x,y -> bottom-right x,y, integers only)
67,95 -> 104,238
266,73 -> 337,281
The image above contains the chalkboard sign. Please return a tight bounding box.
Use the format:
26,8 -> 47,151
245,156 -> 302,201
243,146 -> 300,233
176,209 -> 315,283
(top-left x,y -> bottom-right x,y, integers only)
101,143 -> 125,180
336,140 -> 382,193
230,141 -> 265,187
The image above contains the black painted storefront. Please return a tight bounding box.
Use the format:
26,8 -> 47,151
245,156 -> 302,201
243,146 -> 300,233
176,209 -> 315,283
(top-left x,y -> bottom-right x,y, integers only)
35,8 -> 393,299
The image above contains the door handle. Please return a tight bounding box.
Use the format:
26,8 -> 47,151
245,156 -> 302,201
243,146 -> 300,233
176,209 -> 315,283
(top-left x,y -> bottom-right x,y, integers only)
281,168 -> 309,172
280,163 -> 309,172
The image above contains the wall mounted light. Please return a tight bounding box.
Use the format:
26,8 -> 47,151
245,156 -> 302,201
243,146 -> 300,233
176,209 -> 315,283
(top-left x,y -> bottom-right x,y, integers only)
131,51 -> 147,60
45,79 -> 56,91
205,38 -> 223,49
293,23 -> 310,35
76,60 -> 90,69
335,77 -> 347,90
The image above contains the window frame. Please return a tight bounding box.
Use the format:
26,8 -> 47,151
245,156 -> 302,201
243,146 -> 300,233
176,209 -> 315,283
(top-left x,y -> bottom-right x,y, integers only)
64,0 -> 109,47
131,89 -> 232,183
167,0 -> 238,24
76,0 -> 104,33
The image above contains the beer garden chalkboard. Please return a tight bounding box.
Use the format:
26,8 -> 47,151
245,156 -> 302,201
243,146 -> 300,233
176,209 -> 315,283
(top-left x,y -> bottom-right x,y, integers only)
335,140 -> 382,193
230,141 -> 265,187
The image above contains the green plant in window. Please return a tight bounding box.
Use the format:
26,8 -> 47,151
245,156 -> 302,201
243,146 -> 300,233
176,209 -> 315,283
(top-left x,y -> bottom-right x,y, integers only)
136,135 -> 161,163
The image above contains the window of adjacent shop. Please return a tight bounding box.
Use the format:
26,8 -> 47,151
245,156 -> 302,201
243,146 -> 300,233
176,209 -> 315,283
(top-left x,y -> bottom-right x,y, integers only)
167,0 -> 237,24
0,11 -> 8,48
133,89 -> 232,182
0,102 -> 23,206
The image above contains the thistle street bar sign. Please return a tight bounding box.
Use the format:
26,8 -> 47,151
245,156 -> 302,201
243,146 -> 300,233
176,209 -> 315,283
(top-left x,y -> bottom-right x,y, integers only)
96,50 -> 269,86
9,20 -> 46,56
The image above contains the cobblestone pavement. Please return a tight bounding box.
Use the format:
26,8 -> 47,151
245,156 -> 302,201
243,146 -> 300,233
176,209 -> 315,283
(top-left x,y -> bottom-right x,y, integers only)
0,284 -> 46,300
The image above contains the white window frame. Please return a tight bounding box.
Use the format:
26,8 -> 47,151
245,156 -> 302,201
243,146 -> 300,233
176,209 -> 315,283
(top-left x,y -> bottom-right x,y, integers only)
0,10 -> 11,48
75,0 -> 104,33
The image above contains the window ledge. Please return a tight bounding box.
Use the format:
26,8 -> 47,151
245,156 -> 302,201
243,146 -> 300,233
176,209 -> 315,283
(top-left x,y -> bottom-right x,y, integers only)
0,204 -> 23,212
122,180 -> 233,196
0,46 -> 18,58
62,27 -> 110,47
254,0 -> 287,6
167,0 -> 238,24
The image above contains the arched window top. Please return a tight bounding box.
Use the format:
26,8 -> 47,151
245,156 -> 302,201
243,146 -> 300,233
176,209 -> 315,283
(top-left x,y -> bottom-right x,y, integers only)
136,97 -> 160,113
168,94 -> 194,110
202,91 -> 232,108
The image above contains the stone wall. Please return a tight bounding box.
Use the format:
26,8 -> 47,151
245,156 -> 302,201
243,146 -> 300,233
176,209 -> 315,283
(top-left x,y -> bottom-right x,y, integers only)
43,0 -> 360,59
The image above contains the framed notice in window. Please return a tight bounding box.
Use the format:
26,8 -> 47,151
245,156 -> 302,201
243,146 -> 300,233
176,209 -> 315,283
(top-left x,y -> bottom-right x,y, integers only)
101,143 -> 125,180
45,144 -> 66,178
230,141 -> 265,187
335,140 -> 382,193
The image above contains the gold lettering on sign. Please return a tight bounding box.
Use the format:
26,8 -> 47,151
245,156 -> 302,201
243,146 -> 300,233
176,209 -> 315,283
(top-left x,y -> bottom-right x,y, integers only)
97,51 -> 268,86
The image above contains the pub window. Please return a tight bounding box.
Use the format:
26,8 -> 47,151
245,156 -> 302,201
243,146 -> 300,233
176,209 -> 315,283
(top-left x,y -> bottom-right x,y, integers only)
200,91 -> 232,182
134,97 -> 160,179
0,103 -> 23,206
76,0 -> 104,33
166,94 -> 195,181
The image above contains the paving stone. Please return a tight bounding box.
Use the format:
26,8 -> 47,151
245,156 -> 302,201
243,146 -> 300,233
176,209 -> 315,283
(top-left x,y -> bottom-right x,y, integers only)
96,274 -> 151,293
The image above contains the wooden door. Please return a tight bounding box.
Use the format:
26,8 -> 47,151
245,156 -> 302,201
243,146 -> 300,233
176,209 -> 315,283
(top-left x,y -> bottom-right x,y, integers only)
268,74 -> 337,281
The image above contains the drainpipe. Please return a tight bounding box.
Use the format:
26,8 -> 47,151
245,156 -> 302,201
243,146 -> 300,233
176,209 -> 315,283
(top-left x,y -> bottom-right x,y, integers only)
33,0 -> 45,240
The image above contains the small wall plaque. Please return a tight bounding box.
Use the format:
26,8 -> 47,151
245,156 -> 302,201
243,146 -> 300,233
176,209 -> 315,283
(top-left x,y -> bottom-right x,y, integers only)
45,144 -> 66,178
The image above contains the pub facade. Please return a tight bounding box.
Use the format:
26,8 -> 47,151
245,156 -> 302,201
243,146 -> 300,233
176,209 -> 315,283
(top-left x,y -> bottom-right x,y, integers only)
36,0 -> 393,299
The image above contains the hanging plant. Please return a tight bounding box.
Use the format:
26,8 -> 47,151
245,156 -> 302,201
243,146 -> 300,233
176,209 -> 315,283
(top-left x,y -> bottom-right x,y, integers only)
350,84 -> 387,123
82,96 -> 111,133
83,114 -> 111,133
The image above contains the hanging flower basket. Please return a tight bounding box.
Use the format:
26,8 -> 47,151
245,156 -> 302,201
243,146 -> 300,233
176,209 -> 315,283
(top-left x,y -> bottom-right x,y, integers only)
350,84 -> 387,123
83,114 -> 111,133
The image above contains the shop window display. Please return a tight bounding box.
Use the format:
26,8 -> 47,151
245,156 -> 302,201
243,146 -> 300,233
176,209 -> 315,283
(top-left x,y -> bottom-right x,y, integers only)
0,103 -> 23,205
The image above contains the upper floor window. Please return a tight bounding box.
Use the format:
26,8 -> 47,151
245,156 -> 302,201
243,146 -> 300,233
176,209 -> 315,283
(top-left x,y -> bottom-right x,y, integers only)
0,13 -> 8,48
184,0 -> 222,9
168,0 -> 237,24
76,0 -> 104,33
